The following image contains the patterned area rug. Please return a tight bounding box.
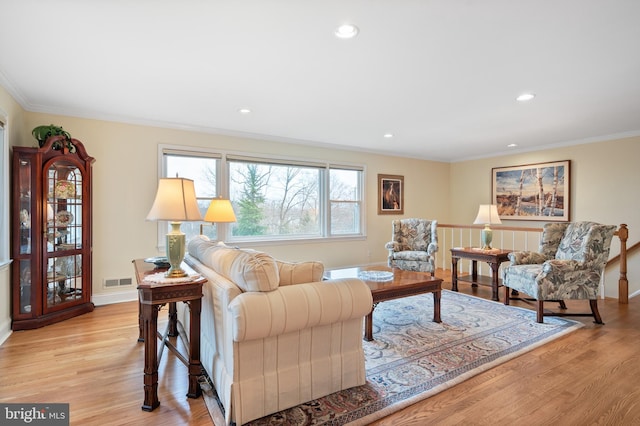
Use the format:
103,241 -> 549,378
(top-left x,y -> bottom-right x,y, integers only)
203,290 -> 582,425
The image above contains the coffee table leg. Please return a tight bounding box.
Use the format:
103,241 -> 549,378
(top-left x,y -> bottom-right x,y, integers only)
364,302 -> 378,341
433,291 -> 441,323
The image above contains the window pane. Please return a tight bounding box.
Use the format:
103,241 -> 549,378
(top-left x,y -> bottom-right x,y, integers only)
329,169 -> 361,235
229,161 -> 321,238
164,154 -> 218,240
166,155 -> 217,198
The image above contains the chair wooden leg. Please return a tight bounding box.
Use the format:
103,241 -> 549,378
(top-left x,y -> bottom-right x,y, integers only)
536,301 -> 544,323
590,299 -> 604,324
504,286 -> 510,305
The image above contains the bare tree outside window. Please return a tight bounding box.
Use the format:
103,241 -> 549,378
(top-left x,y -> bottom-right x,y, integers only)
229,161 -> 320,238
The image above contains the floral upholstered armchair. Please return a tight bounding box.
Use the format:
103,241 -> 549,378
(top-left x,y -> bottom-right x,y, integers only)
503,221 -> 617,323
385,219 -> 438,276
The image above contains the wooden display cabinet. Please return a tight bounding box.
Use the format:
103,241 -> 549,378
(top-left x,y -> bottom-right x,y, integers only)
11,135 -> 95,330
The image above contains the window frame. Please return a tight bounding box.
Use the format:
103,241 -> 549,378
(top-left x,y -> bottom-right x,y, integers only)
156,144 -> 366,248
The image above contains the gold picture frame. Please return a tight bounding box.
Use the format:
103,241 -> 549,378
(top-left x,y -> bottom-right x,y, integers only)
492,160 -> 570,221
378,174 -> 404,215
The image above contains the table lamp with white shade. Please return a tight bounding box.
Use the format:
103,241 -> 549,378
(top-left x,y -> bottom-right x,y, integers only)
473,204 -> 502,250
200,196 -> 237,238
146,177 -> 202,278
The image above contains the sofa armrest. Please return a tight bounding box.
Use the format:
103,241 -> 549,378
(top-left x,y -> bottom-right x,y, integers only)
228,278 -> 373,342
385,241 -> 398,252
427,242 -> 438,255
508,251 -> 549,265
541,259 -> 583,276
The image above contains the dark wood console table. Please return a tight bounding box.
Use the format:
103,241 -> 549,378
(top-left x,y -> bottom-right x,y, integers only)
450,247 -> 511,301
132,259 -> 206,411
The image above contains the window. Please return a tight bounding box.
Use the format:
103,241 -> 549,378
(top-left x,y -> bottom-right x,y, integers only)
228,158 -> 322,240
161,148 -> 220,241
158,146 -> 364,245
329,167 -> 362,235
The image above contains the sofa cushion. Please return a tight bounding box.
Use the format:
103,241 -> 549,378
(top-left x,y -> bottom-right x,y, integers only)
276,260 -> 324,286
187,236 -> 279,292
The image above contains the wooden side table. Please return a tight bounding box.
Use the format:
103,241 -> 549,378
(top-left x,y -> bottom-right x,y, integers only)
132,259 -> 206,412
450,247 -> 511,301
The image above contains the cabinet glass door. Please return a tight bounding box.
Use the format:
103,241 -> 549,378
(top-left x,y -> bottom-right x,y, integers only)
17,157 -> 33,314
44,161 -> 84,310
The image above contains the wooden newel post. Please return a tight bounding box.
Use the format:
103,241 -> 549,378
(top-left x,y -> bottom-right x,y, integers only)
617,224 -> 629,304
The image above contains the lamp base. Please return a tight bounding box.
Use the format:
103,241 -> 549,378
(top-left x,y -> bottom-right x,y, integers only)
480,225 -> 493,250
165,222 -> 187,278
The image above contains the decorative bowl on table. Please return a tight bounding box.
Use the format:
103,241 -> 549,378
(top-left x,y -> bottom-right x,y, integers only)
358,270 -> 394,281
144,257 -> 171,268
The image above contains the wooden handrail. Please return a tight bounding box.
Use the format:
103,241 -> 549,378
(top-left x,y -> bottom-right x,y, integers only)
438,223 -> 630,304
439,223 -> 544,233
613,224 -> 628,303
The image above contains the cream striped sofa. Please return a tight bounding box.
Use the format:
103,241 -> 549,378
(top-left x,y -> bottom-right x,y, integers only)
178,236 -> 372,425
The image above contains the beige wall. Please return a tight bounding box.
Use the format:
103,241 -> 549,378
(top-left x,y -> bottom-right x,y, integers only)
17,111 -> 451,305
450,137 -> 640,298
1,83 -> 638,341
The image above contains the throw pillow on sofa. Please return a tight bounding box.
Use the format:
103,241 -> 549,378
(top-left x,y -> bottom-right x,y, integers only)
276,260 -> 324,286
188,236 -> 279,292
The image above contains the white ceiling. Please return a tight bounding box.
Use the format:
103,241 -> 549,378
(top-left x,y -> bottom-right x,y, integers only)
1,0 -> 639,162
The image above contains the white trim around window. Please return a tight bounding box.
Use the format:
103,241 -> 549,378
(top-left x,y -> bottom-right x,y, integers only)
155,144 -> 366,248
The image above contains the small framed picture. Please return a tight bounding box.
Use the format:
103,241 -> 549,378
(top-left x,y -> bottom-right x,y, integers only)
378,174 -> 404,215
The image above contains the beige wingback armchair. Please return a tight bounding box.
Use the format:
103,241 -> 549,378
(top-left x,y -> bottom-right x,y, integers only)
385,218 -> 438,276
503,221 -> 617,323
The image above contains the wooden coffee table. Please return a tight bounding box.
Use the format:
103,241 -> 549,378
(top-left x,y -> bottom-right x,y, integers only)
325,266 -> 443,341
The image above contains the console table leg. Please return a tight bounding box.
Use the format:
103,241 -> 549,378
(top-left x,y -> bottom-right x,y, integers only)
167,302 -> 178,337
187,299 -> 202,399
490,262 -> 500,301
142,304 -> 161,411
451,257 -> 459,292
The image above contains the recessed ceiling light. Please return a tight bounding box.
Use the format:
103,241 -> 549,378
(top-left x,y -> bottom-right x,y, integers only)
335,23 -> 359,39
516,93 -> 535,102
507,143 -> 518,148
238,108 -> 251,114
383,133 -> 394,138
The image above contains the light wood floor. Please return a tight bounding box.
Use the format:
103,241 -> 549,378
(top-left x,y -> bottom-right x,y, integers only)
2,276 -> 640,425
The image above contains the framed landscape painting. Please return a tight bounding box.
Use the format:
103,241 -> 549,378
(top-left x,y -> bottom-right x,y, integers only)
492,160 -> 570,221
378,174 -> 404,215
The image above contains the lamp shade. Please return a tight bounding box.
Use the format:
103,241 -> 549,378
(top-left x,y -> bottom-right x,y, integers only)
146,177 -> 202,222
203,197 -> 237,223
473,204 -> 502,225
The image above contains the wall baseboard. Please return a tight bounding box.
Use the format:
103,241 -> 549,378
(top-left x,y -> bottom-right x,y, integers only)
0,317 -> 12,346
92,289 -> 138,306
